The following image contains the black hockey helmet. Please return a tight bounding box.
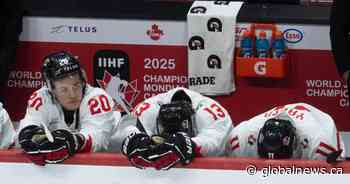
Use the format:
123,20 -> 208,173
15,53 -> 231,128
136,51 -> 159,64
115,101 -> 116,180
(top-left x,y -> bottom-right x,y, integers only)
171,89 -> 192,104
156,100 -> 195,138
42,51 -> 85,90
257,118 -> 296,159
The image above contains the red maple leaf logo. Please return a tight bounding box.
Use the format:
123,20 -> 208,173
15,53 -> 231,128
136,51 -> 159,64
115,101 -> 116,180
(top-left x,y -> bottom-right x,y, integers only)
97,71 -> 140,113
96,71 -> 113,89
147,24 -> 164,40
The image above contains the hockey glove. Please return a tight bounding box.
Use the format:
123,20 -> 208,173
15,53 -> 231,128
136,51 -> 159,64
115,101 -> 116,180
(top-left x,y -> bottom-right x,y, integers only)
19,126 -> 83,165
121,132 -> 154,169
326,150 -> 343,164
40,129 -> 82,164
152,132 -> 196,170
18,125 -> 47,165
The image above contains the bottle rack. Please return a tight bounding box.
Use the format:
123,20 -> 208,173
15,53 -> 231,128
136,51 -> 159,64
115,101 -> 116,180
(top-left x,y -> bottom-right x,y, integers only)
235,23 -> 289,79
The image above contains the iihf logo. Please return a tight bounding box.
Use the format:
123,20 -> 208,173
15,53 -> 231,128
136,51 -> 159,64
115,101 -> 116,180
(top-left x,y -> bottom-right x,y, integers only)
207,18 -> 222,32
188,36 -> 204,50
147,24 -> 164,41
94,50 -> 140,113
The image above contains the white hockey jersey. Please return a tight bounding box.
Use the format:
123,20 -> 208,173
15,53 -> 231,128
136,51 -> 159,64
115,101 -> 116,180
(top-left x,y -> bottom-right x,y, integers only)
123,87 -> 234,156
19,85 -> 121,152
0,102 -> 16,149
226,103 -> 346,160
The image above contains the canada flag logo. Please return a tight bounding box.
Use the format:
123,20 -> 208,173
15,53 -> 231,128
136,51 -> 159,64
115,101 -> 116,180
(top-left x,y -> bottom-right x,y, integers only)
97,71 -> 140,113
147,24 -> 164,40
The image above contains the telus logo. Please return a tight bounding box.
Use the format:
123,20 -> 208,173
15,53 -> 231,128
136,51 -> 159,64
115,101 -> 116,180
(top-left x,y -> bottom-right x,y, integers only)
50,25 -> 97,33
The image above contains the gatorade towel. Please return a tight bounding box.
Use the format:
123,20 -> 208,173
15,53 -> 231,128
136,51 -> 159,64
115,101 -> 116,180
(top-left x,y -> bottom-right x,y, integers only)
187,1 -> 243,95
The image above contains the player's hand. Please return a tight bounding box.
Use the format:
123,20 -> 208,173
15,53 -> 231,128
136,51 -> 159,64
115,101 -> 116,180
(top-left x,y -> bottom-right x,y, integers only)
121,132 -> 154,169
19,126 -> 81,165
151,132 -> 196,170
41,129 -> 80,164
327,150 -> 343,164
18,125 -> 47,165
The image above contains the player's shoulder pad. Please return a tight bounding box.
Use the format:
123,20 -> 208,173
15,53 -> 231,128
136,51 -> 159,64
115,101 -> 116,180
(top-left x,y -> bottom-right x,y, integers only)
82,86 -> 113,103
84,85 -> 110,97
80,85 -> 115,114
235,120 -> 261,136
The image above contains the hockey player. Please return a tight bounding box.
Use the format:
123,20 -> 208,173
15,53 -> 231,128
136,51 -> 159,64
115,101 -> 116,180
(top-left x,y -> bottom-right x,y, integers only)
0,102 -> 16,149
226,103 -> 345,162
120,87 -> 233,170
18,51 -> 121,165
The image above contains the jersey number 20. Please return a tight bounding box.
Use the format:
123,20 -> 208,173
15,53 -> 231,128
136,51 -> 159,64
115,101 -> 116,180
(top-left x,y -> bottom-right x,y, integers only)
88,95 -> 111,115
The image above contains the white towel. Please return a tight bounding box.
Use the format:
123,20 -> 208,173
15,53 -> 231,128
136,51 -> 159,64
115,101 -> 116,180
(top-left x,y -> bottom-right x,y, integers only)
187,1 -> 243,95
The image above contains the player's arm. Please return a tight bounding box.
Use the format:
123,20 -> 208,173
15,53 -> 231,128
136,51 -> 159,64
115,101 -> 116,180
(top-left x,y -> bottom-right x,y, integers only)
225,124 -> 244,157
18,90 -> 79,165
18,90 -> 50,131
18,90 -> 51,150
0,104 -> 16,149
192,99 -> 234,156
304,107 -> 346,162
310,131 -> 345,162
120,101 -> 160,169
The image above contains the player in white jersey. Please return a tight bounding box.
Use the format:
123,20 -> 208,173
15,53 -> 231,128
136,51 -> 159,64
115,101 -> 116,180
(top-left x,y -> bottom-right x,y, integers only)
18,51 -> 120,165
0,102 -> 16,149
226,103 -> 345,162
120,87 -> 234,170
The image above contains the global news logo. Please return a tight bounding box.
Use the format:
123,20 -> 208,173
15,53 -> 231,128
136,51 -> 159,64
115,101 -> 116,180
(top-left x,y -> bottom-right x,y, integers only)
50,25 -> 97,34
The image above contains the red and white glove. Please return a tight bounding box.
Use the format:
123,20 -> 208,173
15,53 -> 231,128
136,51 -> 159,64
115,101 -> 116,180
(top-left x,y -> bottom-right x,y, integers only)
121,132 -> 154,169
19,126 -> 83,165
151,132 -> 196,170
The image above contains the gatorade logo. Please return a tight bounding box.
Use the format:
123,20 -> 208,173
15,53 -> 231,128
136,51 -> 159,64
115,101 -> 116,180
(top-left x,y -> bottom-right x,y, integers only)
214,1 -> 230,5
190,6 -> 207,14
254,61 -> 266,75
188,36 -> 205,50
207,55 -> 222,69
207,18 -> 222,32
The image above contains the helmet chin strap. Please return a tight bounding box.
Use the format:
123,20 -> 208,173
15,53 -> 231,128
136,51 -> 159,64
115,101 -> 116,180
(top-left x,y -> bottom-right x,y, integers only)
44,78 -> 57,103
46,80 -> 53,91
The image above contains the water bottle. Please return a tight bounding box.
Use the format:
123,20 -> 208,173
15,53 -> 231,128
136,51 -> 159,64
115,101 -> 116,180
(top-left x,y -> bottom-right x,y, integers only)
272,30 -> 286,59
256,31 -> 270,58
240,30 -> 253,58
